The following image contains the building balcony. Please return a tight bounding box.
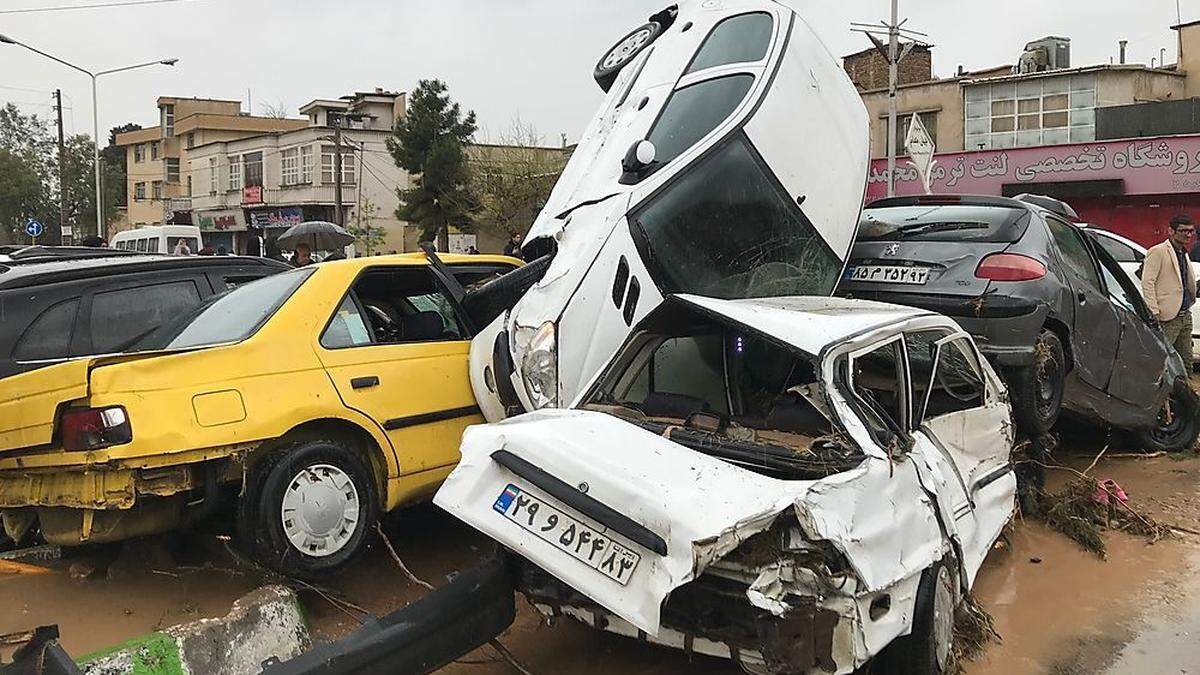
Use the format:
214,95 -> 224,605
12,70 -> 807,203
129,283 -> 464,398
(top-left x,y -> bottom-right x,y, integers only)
190,184 -> 358,212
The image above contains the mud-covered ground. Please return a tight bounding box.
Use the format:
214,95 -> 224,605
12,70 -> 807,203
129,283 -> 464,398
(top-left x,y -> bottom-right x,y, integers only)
3,428 -> 1200,672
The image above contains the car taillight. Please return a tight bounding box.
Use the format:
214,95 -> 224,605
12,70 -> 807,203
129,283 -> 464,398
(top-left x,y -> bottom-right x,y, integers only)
975,253 -> 1047,282
59,406 -> 131,451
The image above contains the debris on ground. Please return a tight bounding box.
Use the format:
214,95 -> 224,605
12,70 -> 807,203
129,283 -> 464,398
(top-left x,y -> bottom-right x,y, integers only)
1027,475 -> 1170,558
949,595 -> 1002,673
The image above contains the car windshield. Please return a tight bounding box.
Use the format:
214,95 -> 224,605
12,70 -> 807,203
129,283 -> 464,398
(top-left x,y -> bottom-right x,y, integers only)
858,205 -> 1031,243
631,134 -> 842,299
126,268 -> 312,352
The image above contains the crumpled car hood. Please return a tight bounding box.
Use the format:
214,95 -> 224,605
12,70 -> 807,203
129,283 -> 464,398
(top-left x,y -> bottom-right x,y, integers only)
434,409 -> 944,635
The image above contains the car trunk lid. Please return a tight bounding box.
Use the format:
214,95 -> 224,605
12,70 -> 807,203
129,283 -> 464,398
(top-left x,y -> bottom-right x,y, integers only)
841,239 -> 1009,299
434,409 -> 809,635
0,358 -> 92,452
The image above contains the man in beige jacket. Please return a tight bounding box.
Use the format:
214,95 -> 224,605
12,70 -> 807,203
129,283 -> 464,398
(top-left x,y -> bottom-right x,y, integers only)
1142,214 -> 1197,363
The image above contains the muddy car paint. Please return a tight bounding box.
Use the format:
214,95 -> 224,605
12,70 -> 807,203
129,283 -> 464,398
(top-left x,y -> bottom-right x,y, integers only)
438,296 -> 1016,673
0,254 -> 518,560
470,0 -> 870,422
840,195 -> 1195,444
1081,225 -> 1200,362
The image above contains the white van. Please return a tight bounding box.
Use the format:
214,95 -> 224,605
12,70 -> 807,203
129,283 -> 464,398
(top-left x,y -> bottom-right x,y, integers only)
469,0 -> 870,421
111,225 -> 203,255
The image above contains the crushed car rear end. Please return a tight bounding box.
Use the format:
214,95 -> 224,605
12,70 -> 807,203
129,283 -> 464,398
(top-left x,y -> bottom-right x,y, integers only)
439,295 -> 1016,673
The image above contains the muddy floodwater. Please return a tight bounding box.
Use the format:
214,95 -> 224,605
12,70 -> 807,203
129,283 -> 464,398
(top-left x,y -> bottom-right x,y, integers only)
3,439 -> 1200,673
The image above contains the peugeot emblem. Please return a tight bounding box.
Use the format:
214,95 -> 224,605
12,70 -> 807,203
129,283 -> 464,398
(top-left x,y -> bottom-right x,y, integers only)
883,243 -> 900,257
578,481 -> 590,494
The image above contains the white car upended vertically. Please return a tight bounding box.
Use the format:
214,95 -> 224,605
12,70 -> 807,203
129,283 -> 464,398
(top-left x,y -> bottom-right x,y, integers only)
469,0 -> 871,422
437,296 -> 1017,674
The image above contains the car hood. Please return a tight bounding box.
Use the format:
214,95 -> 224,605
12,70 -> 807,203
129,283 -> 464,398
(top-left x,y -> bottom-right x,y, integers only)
435,409 -> 944,635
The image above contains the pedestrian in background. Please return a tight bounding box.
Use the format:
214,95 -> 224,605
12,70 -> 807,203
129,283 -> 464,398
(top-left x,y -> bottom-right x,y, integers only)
293,242 -> 316,267
173,238 -> 192,256
1142,214 -> 1197,363
504,232 -> 524,259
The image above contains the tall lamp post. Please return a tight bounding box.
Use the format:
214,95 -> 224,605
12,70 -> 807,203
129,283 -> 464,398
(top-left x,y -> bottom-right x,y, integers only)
0,34 -> 176,241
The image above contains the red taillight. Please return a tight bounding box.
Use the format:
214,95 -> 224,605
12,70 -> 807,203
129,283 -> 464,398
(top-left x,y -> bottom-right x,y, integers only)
975,253 -> 1047,282
59,406 -> 131,451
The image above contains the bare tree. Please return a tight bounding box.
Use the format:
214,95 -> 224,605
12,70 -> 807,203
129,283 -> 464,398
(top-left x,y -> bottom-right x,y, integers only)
259,100 -> 293,119
348,198 -> 386,255
471,116 -> 570,240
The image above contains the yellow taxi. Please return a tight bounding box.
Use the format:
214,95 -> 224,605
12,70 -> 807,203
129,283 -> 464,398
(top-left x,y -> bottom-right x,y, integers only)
0,252 -> 519,575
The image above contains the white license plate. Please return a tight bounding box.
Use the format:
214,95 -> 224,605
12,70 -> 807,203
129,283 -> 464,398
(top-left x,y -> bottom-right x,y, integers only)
845,265 -> 930,285
493,483 -> 641,585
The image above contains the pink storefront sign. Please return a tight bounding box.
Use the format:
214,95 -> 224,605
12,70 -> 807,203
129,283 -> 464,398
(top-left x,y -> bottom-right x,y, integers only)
866,134 -> 1200,201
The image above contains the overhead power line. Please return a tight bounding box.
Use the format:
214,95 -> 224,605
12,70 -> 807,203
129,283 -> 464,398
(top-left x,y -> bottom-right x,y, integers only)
0,0 -> 192,15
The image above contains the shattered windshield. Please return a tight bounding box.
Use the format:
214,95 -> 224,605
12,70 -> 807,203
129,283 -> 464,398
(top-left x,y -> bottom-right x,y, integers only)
630,134 -> 841,299
857,205 -> 1031,243
586,318 -> 862,480
126,268 -> 312,352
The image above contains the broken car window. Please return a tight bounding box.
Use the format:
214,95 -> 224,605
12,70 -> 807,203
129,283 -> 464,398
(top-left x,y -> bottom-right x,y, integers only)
321,295 -> 373,349
645,74 -> 754,170
847,338 -> 907,447
1046,217 -> 1102,291
909,332 -> 985,422
684,12 -> 773,74
621,334 -> 729,416
631,134 -> 841,299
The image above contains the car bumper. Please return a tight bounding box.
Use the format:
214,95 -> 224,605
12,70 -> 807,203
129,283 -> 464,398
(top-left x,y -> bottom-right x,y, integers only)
844,290 -> 1049,367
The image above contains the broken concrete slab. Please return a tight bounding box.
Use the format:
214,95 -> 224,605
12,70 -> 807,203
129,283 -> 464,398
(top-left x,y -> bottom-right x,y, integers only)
78,585 -> 309,675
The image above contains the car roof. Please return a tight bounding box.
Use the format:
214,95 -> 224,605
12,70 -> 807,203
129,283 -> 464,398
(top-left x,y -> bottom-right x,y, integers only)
673,294 -> 935,356
0,254 -> 291,290
315,252 -> 524,270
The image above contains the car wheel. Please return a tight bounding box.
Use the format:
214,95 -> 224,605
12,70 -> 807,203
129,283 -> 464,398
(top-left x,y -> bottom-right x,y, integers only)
238,439 -> 379,578
878,561 -> 958,675
1138,379 -> 1200,451
1007,330 -> 1065,435
593,21 -> 662,92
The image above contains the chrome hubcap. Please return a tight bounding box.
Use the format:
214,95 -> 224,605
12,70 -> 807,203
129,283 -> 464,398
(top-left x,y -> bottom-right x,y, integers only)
932,565 -> 955,670
280,464 -> 360,557
603,28 -> 652,69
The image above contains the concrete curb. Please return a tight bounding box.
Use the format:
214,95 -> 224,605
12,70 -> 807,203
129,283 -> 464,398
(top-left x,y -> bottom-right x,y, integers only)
78,585 -> 310,675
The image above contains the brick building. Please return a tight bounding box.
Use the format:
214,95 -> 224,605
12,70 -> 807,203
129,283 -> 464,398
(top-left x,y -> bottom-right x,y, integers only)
842,43 -> 932,91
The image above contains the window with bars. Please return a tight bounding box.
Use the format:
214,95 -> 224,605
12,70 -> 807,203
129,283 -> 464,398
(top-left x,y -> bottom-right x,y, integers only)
152,181 -> 163,200
151,141 -> 160,160
281,147 -> 300,185
965,74 -> 1095,150
162,104 -> 175,137
209,158 -> 218,194
228,156 -> 241,191
165,158 -> 180,183
135,182 -> 146,200
320,145 -> 356,184
134,144 -> 145,163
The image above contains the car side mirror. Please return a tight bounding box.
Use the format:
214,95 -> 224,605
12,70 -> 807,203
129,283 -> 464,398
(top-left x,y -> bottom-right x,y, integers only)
620,140 -> 657,183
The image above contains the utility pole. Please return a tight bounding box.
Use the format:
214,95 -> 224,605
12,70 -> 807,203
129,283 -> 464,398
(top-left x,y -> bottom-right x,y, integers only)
333,114 -> 344,227
54,88 -> 70,245
852,1 -> 928,197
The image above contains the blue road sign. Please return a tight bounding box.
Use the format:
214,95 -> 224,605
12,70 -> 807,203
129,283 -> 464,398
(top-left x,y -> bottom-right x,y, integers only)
25,219 -> 44,238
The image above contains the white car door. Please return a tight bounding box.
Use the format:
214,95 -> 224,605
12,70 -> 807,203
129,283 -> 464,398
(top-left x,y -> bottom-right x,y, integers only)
906,330 -> 1015,581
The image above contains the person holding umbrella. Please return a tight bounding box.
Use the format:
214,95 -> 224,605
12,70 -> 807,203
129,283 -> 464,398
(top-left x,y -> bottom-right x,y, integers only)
293,242 -> 316,267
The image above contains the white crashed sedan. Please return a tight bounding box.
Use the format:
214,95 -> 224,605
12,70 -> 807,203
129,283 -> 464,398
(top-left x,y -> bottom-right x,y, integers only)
437,296 -> 1016,675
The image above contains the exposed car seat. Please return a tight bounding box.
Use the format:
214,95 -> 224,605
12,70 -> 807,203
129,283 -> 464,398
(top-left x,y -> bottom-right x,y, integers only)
641,392 -> 711,419
401,311 -> 446,342
765,392 -> 826,434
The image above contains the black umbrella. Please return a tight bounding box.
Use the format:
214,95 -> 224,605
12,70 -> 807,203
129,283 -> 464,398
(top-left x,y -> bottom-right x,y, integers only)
276,220 -> 354,251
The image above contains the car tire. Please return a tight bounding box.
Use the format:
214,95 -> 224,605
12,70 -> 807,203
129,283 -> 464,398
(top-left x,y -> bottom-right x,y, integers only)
1006,330 -> 1065,435
238,439 -> 379,578
1138,379 -> 1200,451
593,21 -> 662,92
878,561 -> 958,675
462,254 -> 553,329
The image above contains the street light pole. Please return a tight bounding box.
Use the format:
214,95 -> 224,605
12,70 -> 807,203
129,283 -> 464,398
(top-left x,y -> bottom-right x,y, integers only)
0,34 -> 176,241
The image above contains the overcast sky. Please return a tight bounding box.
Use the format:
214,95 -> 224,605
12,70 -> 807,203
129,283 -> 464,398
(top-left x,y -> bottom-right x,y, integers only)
0,0 -> 1193,147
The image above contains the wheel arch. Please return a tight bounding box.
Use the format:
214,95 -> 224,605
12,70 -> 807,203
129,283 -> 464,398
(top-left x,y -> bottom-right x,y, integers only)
253,417 -> 392,509
1042,316 -> 1073,373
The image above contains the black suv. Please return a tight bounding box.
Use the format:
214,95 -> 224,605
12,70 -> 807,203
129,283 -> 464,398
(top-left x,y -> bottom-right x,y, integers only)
839,195 -> 1197,450
0,247 -> 291,379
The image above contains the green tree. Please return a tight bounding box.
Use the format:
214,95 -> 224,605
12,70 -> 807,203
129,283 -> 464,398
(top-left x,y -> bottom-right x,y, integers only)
0,149 -> 43,244
348,198 -> 386,255
387,79 -> 480,249
104,123 -> 141,209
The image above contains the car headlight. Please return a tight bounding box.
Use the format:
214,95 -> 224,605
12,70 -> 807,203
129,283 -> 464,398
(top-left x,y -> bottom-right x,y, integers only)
518,321 -> 558,409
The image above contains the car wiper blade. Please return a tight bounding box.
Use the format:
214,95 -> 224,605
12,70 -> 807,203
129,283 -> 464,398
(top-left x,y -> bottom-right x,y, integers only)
892,221 -> 989,238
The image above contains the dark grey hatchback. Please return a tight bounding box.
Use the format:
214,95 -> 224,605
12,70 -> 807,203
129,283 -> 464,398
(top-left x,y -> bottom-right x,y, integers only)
839,194 -> 1197,450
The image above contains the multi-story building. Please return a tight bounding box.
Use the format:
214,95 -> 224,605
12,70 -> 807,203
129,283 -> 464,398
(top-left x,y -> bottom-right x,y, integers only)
187,89 -> 410,254
846,23 -> 1200,245
114,97 -> 307,236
